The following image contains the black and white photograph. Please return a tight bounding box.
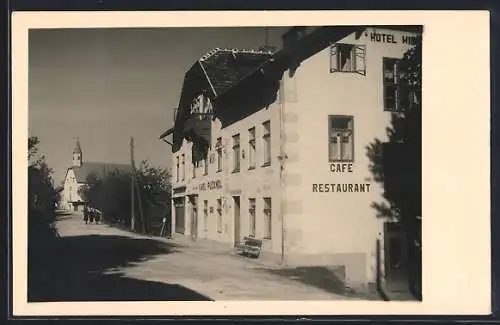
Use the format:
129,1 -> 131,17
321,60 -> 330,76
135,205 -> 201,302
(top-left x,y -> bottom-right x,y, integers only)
28,23 -> 422,302
13,11 -> 490,316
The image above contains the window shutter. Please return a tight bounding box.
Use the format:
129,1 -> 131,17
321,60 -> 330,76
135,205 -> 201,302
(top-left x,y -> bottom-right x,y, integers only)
330,44 -> 339,73
354,45 -> 366,76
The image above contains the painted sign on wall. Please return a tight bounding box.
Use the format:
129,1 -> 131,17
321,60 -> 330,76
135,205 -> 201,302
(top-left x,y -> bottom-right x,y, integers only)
199,180 -> 223,191
369,32 -> 418,45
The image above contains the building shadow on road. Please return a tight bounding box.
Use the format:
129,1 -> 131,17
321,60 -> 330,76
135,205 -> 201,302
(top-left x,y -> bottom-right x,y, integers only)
53,211 -> 77,222
256,266 -> 382,300
28,234 -> 212,302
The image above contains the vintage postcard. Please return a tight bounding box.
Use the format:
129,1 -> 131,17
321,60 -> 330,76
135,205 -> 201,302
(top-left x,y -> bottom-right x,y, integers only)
12,10 -> 490,316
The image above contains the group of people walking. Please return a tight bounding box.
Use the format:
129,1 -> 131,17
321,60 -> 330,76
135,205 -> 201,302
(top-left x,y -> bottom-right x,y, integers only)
83,205 -> 101,224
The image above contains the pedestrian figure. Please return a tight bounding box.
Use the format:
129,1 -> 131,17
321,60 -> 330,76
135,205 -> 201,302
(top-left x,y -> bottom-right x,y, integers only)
160,217 -> 167,237
95,209 -> 101,224
161,214 -> 172,239
83,206 -> 89,224
89,208 -> 95,224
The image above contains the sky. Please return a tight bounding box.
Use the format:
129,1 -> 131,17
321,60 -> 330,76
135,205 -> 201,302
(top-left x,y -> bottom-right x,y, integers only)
28,27 -> 289,185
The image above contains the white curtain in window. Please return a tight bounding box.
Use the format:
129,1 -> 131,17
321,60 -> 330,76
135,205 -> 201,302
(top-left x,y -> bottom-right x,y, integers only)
329,136 -> 340,161
341,133 -> 353,161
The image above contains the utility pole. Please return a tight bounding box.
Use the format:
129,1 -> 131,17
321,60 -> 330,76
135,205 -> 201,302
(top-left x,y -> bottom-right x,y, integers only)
135,168 -> 146,234
130,137 -> 135,231
259,27 -> 276,53
278,78 -> 287,266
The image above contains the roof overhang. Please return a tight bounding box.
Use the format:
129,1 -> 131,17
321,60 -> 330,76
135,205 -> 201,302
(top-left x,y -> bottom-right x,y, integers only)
159,127 -> 174,140
369,25 -> 423,34
214,26 -> 366,105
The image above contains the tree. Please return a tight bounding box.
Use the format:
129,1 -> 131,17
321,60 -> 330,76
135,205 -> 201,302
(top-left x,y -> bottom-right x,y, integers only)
78,173 -> 105,212
366,37 -> 422,299
79,171 -> 131,225
28,136 -> 58,243
78,160 -> 172,235
136,160 -> 172,233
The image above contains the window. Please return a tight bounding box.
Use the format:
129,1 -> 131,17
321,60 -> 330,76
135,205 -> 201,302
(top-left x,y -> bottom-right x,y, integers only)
204,157 -> 208,175
176,156 -> 180,182
383,57 -> 414,112
262,121 -> 271,166
249,198 -> 256,237
328,116 -> 354,162
330,43 -> 366,75
203,200 -> 208,232
383,58 -> 399,112
248,127 -> 256,169
216,198 -> 223,233
181,154 -> 185,181
263,197 -> 272,239
216,137 -> 223,172
232,134 -> 240,172
192,161 -> 197,178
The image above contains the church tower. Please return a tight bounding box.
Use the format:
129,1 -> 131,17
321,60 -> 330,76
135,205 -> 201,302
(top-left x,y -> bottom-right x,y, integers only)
72,137 -> 83,167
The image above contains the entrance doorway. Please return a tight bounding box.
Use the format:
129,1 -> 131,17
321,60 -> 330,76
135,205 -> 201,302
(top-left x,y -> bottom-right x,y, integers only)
189,195 -> 198,240
233,196 -> 241,247
384,222 -> 409,290
174,197 -> 185,234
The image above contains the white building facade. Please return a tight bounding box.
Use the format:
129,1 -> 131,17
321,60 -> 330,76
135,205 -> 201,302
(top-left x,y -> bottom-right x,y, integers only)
161,26 -> 421,291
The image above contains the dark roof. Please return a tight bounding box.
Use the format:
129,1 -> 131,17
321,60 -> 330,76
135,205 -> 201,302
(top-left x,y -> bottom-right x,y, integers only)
166,48 -> 273,152
199,48 -> 273,96
73,138 -> 82,154
215,26 -> 363,101
71,162 -> 132,183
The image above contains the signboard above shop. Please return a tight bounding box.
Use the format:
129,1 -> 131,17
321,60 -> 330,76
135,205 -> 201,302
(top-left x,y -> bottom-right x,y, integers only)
367,31 -> 418,45
199,180 -> 223,191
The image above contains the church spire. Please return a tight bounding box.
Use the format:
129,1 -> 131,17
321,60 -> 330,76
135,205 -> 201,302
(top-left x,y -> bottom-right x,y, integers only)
72,137 -> 82,167
73,137 -> 82,154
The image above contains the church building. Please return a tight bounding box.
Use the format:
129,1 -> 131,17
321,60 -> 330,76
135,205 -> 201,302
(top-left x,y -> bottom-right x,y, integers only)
59,138 -> 131,212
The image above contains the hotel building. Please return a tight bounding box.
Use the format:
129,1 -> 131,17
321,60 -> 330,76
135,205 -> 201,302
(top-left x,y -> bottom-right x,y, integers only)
160,25 -> 421,291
